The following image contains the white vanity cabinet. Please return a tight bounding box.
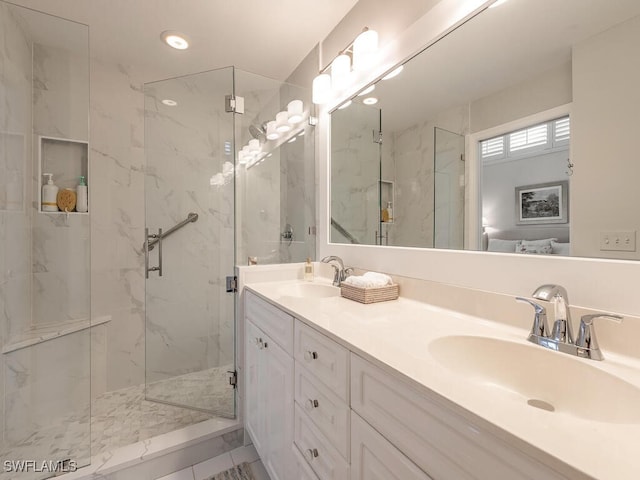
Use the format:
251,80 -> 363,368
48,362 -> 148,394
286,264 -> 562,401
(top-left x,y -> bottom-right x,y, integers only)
293,321 -> 350,480
244,291 -> 295,480
245,288 -> 569,480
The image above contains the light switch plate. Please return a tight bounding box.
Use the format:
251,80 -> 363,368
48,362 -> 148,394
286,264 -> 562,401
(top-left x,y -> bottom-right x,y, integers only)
599,231 -> 636,251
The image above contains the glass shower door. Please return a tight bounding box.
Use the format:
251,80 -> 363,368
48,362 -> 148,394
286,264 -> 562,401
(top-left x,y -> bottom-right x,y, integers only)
143,68 -> 236,416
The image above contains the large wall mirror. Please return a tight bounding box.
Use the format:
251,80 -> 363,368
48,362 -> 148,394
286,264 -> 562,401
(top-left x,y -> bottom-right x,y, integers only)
330,0 -> 640,261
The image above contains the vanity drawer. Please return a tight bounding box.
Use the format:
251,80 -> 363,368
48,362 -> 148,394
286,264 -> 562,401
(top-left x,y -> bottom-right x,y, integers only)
295,321 -> 349,401
293,444 -> 321,480
245,290 -> 294,353
350,354 -> 564,480
295,403 -> 350,480
295,363 -> 350,459
351,412 -> 432,480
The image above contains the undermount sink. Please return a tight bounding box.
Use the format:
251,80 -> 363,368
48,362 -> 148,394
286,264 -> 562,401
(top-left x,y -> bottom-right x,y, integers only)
278,282 -> 340,298
429,335 -> 640,424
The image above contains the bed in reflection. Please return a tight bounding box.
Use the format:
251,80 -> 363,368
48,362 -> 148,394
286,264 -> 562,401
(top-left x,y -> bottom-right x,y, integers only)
484,227 -> 570,255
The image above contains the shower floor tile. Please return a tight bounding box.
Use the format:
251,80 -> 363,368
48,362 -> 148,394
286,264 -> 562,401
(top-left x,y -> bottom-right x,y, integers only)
1,365 -> 234,480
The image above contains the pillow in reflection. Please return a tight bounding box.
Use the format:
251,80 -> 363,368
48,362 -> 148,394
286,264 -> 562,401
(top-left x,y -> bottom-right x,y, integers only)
487,238 -> 521,252
551,240 -> 570,255
517,244 -> 553,255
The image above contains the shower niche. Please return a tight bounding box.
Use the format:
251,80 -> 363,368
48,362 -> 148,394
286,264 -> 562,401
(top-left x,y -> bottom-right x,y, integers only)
38,136 -> 89,214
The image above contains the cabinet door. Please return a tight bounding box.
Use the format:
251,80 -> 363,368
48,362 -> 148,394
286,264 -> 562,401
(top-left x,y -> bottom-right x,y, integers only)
351,413 -> 432,480
245,320 -> 266,457
263,335 -> 295,480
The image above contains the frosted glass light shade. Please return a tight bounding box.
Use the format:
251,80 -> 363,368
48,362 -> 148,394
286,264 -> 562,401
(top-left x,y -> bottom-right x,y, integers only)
287,100 -> 304,124
276,111 -> 291,133
266,121 -> 279,140
312,73 -> 331,105
353,29 -> 378,71
248,138 -> 260,153
331,54 -> 351,90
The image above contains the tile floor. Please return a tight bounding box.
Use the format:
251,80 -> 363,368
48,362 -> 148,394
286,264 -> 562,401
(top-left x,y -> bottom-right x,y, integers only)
156,445 -> 270,480
1,366 -> 235,480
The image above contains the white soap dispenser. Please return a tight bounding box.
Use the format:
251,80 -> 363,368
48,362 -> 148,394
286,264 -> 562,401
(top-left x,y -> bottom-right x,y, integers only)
76,175 -> 88,213
41,173 -> 59,212
386,201 -> 393,222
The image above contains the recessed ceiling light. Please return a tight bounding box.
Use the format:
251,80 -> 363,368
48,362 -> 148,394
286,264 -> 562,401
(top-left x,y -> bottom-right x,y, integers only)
338,100 -> 352,110
161,99 -> 177,106
363,97 -> 378,105
358,85 -> 375,96
382,65 -> 404,80
161,31 -> 190,50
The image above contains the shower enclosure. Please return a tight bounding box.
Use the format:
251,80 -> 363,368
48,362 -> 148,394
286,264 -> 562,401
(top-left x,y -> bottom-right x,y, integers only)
143,67 -> 315,418
0,2 -> 91,478
330,103 -> 465,248
1,2 -> 314,476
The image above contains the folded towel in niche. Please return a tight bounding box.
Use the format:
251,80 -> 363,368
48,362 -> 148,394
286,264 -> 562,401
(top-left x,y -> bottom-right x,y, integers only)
343,271 -> 393,288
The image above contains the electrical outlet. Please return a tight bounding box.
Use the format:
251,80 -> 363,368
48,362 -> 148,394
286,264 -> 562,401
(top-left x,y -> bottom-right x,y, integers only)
599,231 -> 636,252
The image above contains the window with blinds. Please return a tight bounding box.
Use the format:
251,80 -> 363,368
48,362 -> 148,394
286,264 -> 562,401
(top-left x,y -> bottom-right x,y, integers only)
480,116 -> 570,163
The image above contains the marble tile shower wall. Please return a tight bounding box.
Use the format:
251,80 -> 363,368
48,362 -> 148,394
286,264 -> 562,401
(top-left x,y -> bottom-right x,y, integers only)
0,1 -> 33,446
90,59 -> 146,395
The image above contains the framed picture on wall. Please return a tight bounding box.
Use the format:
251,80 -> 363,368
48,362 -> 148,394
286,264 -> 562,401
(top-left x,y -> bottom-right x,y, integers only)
516,181 -> 568,225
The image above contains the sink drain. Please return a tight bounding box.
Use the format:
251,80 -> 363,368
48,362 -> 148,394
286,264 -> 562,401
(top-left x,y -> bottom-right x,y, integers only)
527,399 -> 555,412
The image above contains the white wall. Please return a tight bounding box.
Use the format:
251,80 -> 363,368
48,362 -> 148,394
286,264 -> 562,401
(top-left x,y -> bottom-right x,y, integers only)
317,0 -> 640,318
571,14 -> 640,260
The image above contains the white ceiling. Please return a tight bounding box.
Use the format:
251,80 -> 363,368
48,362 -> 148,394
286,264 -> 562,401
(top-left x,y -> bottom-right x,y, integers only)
359,0 -> 640,132
7,0 -> 359,82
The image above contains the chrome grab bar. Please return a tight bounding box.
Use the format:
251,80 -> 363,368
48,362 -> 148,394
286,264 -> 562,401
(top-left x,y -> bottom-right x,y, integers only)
146,212 -> 198,251
145,228 -> 163,278
144,212 -> 197,278
330,217 -> 360,244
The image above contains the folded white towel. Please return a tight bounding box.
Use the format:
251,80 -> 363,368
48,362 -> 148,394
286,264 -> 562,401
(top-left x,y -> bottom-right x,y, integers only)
343,271 -> 393,288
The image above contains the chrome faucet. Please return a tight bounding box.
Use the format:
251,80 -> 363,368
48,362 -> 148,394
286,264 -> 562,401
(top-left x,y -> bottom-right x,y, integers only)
320,255 -> 352,286
532,284 -> 574,344
516,284 -> 623,360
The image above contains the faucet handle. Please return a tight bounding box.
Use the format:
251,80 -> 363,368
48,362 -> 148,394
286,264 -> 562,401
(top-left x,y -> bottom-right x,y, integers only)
576,313 -> 623,359
516,297 -> 549,338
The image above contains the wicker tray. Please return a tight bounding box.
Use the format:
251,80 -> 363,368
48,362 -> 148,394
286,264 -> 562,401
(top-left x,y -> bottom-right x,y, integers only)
340,283 -> 399,304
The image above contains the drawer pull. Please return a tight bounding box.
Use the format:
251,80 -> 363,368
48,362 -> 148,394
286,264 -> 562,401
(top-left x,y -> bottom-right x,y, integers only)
305,448 -> 319,461
255,337 -> 268,349
305,398 -> 319,411
304,350 -> 319,361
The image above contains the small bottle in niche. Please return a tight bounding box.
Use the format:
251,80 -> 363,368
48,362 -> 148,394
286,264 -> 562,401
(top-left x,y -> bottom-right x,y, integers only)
386,201 -> 393,222
41,173 -> 59,212
304,257 -> 314,281
76,175 -> 88,213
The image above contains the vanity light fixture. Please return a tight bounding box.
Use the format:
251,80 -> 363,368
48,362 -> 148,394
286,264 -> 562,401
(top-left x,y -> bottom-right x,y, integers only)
382,65 -> 404,80
363,97 -> 378,105
358,85 -> 375,96
266,121 -> 280,140
161,31 -> 190,50
331,54 -> 351,90
353,28 -> 379,71
161,99 -> 178,106
275,111 -> 292,133
248,138 -> 261,154
312,74 -> 331,105
312,26 -> 379,105
338,100 -> 352,110
287,100 -> 304,124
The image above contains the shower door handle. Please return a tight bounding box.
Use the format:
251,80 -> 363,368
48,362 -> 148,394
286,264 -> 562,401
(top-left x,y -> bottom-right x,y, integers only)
145,228 -> 163,277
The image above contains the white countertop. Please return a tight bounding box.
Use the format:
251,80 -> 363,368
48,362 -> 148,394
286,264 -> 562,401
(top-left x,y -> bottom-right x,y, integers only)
245,278 -> 640,480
